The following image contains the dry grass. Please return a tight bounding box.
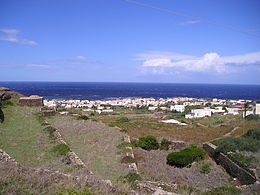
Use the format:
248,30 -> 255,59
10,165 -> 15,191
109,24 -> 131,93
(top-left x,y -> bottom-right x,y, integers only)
50,116 -> 129,184
0,160 -> 130,195
133,147 -> 231,191
95,114 -> 260,144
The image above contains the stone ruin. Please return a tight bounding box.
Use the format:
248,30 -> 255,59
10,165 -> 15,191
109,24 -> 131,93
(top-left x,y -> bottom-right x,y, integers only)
19,95 -> 43,107
40,107 -> 56,117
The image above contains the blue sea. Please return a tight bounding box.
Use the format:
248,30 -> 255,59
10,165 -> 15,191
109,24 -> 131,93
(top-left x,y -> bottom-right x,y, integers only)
0,82 -> 260,100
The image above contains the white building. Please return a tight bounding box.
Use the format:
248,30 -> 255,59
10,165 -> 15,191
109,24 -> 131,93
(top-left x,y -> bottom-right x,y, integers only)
148,106 -> 158,111
185,109 -> 211,118
255,104 -> 260,115
170,105 -> 185,112
226,108 -> 240,115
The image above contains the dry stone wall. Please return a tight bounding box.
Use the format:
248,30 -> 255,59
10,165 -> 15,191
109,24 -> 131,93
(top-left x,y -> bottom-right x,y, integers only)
203,143 -> 257,185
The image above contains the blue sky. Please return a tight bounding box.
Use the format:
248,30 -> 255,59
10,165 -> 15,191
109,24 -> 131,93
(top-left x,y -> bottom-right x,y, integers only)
0,0 -> 260,84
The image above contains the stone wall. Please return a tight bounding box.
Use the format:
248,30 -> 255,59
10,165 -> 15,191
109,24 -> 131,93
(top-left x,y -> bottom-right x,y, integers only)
203,143 -> 256,185
19,95 -> 43,107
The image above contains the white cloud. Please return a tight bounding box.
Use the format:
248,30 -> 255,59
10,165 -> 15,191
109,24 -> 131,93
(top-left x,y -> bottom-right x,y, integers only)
0,28 -> 37,46
75,56 -> 86,60
180,20 -> 201,25
26,64 -> 51,69
137,51 -> 260,74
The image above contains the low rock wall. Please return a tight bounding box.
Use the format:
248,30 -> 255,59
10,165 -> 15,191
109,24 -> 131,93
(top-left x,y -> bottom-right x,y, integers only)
203,143 -> 256,185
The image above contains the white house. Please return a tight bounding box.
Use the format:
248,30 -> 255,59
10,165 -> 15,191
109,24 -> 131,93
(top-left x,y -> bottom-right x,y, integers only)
170,105 -> 185,112
255,104 -> 260,115
225,108 -> 240,115
148,106 -> 158,111
185,109 -> 211,118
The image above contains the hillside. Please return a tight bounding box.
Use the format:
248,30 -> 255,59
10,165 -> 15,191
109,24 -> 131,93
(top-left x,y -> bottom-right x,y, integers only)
0,86 -> 24,100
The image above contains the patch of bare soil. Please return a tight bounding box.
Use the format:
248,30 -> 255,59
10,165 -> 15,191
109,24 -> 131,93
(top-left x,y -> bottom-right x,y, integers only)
134,147 -> 231,191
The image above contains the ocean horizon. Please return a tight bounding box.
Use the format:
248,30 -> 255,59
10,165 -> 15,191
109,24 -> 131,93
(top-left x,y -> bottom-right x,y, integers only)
0,81 -> 260,100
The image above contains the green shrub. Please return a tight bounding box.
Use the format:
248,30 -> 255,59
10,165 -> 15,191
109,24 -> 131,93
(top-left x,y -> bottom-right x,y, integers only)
121,156 -> 135,163
120,129 -> 128,133
167,145 -> 206,168
138,136 -> 159,150
228,153 -> 257,168
43,126 -> 57,138
160,139 -> 172,150
243,128 -> 260,140
216,137 -> 260,154
2,99 -> 18,106
245,114 -> 260,120
77,115 -> 89,120
200,163 -> 211,174
121,173 -> 142,188
56,187 -> 96,195
202,185 -> 241,195
52,144 -> 70,156
117,117 -> 129,123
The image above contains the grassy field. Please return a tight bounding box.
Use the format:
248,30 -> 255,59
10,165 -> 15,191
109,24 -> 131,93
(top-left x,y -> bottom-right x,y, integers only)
49,116 -> 129,184
0,105 -> 72,171
94,113 -> 260,144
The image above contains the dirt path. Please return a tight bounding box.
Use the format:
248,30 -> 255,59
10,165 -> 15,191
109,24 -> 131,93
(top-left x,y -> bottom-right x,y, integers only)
224,126 -> 240,137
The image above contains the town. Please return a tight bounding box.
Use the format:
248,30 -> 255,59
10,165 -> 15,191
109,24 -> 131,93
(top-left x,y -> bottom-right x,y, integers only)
43,97 -> 260,118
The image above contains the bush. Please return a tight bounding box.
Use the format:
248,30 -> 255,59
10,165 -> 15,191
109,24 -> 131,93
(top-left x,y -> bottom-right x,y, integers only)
167,145 -> 206,168
228,153 -> 257,168
121,173 -> 142,188
160,139 -> 172,150
245,114 -> 260,120
200,163 -> 211,174
121,156 -> 135,163
52,144 -> 70,156
43,126 -> 57,138
117,117 -> 129,123
57,187 -> 96,195
138,136 -> 159,150
243,128 -> 260,140
202,185 -> 240,195
77,115 -> 89,120
2,99 -> 18,106
216,137 -> 260,154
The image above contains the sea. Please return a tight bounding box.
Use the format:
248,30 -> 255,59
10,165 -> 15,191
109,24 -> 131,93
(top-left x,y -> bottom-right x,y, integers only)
0,82 -> 260,100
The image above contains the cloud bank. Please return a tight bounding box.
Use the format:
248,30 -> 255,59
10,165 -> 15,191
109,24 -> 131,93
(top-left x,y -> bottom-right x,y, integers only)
136,51 -> 260,74
0,28 -> 37,45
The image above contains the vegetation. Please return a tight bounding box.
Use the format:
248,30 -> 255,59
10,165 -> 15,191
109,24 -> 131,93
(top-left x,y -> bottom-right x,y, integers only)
160,138 -> 172,150
121,173 -> 142,188
228,153 -> 258,168
44,126 -> 57,138
245,114 -> 260,120
166,145 -> 206,168
117,117 -> 129,123
57,188 -> 96,195
243,128 -> 260,140
200,163 -> 211,174
52,144 -> 71,156
202,185 -> 241,195
77,115 -> 89,120
137,136 -> 159,151
121,156 -> 135,163
0,105 -> 63,168
214,128 -> 260,154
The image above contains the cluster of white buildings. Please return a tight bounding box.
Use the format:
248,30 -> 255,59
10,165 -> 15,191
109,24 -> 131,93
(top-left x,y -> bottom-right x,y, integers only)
43,97 -> 260,118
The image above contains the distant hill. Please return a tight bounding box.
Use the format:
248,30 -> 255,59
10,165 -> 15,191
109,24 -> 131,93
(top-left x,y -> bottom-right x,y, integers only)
0,87 -> 24,100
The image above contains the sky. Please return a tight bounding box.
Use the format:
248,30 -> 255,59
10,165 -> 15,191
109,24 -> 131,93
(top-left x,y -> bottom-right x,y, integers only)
0,0 -> 260,84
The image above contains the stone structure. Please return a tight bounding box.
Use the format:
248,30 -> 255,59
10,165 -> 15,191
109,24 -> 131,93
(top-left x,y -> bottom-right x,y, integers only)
19,95 -> 43,107
203,143 -> 257,185
40,107 -> 56,117
48,124 -> 87,168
